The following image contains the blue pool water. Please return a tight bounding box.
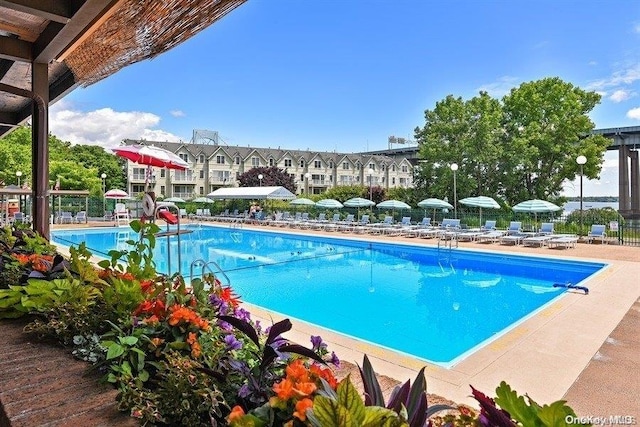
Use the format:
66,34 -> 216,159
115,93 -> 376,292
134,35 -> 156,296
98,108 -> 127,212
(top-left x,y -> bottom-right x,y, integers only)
52,225 -> 606,366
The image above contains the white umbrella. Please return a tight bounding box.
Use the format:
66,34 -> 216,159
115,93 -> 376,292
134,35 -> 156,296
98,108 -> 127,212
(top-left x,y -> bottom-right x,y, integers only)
417,198 -> 454,221
376,200 -> 411,210
459,196 -> 500,224
377,199 -> 411,221
192,197 -> 215,203
289,197 -> 316,206
164,196 -> 186,203
104,189 -> 129,199
512,199 -> 561,222
315,199 -> 343,209
344,197 -> 375,220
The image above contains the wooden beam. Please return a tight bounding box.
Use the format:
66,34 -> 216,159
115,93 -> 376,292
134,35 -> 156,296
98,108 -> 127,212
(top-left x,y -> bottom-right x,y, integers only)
0,0 -> 74,24
0,35 -> 32,62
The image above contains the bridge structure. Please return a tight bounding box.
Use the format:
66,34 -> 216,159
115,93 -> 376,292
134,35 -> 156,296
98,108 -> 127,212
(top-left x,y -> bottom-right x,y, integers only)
364,125 -> 640,219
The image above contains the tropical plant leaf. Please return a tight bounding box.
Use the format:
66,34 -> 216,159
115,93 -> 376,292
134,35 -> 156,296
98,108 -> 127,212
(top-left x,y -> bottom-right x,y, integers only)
358,355 -> 384,406
407,367 -> 428,427
387,380 -> 410,412
336,377 -> 365,424
470,385 -> 516,427
311,395 -> 354,427
278,344 -> 326,365
265,318 -> 292,346
218,315 -> 259,346
536,400 -> 578,426
362,406 -> 407,427
494,381 -> 538,423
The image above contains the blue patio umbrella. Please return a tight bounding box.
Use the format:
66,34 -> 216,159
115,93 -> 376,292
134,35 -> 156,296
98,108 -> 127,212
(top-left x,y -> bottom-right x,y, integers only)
459,196 -> 500,224
315,199 -> 343,209
289,197 -> 316,206
344,197 -> 375,220
512,199 -> 561,222
418,198 -> 454,221
376,199 -> 411,221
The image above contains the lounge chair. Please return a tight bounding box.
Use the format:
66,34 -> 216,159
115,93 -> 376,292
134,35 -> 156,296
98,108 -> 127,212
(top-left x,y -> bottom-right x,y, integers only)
353,215 -> 371,233
476,230 -> 507,243
587,224 -> 607,244
522,234 -> 556,247
369,215 -> 394,234
538,222 -> 554,235
480,220 -> 497,231
74,211 -> 87,224
60,211 -> 74,224
506,221 -> 522,235
548,235 -> 578,249
338,214 -> 355,232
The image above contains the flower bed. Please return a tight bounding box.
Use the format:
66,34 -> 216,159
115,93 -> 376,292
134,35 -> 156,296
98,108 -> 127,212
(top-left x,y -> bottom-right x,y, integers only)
0,221 -> 583,426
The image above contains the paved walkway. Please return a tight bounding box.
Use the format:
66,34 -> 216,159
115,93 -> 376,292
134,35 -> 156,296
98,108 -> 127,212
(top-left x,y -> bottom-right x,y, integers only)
52,220 -> 640,416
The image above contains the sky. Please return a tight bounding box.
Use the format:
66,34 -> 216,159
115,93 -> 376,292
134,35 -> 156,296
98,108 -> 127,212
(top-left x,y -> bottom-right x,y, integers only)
49,0 -> 640,197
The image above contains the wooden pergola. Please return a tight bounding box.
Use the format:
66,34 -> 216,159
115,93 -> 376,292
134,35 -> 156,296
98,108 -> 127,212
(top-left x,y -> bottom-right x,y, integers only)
0,0 -> 246,238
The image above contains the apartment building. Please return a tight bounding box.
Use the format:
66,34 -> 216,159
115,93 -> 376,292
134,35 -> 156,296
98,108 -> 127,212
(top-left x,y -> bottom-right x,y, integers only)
122,139 -> 414,199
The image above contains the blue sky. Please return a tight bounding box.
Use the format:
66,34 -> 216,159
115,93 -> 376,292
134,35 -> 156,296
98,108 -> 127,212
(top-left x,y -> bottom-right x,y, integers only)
50,0 -> 640,197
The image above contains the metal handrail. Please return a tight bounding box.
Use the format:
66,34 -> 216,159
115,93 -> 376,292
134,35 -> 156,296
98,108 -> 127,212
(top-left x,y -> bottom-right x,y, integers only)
189,259 -> 231,286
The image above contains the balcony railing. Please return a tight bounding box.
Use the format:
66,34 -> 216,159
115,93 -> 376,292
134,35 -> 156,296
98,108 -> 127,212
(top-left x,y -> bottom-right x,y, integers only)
130,173 -> 155,182
170,173 -> 196,183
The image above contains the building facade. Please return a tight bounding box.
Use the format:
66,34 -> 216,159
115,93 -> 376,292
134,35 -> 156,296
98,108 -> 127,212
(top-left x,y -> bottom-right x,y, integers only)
122,139 -> 414,199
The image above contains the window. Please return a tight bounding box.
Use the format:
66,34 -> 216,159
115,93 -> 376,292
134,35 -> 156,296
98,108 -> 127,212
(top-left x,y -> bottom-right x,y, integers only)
132,184 -> 145,194
381,164 -> 385,171
160,185 -> 165,195
179,153 -> 188,162
299,159 -> 305,168
342,162 -> 349,170
252,157 -> 260,166
199,170 -> 204,179
356,163 -> 361,170
329,175 -> 333,182
392,177 -> 396,184
199,154 -> 205,163
160,169 -> 165,178
284,159 -> 292,167
314,160 -> 321,168
329,161 -> 334,169
402,165 -> 408,173
392,165 -> 397,172
216,155 -> 225,164
399,178 -> 407,186
199,186 -> 204,195
235,156 -> 240,165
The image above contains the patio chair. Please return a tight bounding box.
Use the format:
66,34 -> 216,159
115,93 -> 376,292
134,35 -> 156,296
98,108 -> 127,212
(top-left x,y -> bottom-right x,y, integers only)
506,221 -> 522,235
353,215 -> 371,233
480,220 -> 497,231
538,222 -> 554,235
60,211 -> 73,224
114,203 -> 130,225
74,211 -> 87,223
12,212 -> 26,224
587,224 -> 607,244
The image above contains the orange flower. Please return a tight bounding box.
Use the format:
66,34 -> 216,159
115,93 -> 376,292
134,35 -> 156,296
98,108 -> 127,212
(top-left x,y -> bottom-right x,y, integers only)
219,286 -> 241,308
293,381 -> 316,397
293,398 -> 313,421
140,279 -> 154,293
150,337 -> 164,348
273,378 -> 296,400
13,253 -> 30,265
168,305 -> 210,331
228,405 -> 245,422
310,364 -> 338,389
286,359 -> 310,382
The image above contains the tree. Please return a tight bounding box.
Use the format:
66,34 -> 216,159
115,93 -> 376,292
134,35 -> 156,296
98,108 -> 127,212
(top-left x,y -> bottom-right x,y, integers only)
70,144 -> 127,192
237,167 -> 296,194
501,77 -> 610,204
414,78 -> 610,206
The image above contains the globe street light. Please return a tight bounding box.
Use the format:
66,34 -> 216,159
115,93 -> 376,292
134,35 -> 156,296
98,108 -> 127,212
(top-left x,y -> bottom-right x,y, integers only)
101,173 -> 107,214
16,171 -> 22,187
576,155 -> 587,234
450,163 -> 458,219
258,173 -> 263,187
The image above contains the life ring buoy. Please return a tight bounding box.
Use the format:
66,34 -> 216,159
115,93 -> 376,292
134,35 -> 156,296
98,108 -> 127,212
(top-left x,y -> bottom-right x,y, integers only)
142,193 -> 155,217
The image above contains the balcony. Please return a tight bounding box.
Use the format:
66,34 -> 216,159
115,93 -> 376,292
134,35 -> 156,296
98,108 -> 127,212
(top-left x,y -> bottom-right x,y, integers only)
209,175 -> 233,184
170,172 -> 196,183
130,173 -> 155,182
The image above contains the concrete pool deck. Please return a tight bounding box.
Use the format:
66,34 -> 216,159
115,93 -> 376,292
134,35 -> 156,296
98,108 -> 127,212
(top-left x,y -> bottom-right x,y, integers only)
52,221 -> 640,416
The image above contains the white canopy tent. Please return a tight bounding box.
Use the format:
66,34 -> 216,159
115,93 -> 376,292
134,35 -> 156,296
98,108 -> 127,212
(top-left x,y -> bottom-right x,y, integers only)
208,186 -> 296,200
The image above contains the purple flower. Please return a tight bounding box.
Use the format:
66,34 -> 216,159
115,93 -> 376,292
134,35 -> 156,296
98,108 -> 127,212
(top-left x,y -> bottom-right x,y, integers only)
224,334 -> 243,351
329,351 -> 340,367
233,307 -> 251,322
238,384 -> 250,398
310,335 -> 327,352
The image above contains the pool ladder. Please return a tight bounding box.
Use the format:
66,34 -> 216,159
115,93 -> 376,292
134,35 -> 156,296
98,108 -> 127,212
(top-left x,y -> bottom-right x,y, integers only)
438,231 -> 458,249
189,259 -> 231,287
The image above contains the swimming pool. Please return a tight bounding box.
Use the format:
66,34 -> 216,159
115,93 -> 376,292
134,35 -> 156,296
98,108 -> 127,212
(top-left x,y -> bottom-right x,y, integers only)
52,225 -> 606,366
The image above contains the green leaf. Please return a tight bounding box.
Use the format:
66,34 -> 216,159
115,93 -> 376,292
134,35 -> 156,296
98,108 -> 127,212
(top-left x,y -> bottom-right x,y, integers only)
336,377 -> 365,424
536,401 -> 578,426
106,343 -> 125,360
494,381 -> 538,423
312,395 -> 354,427
119,335 -> 138,346
97,260 -> 110,268
362,406 -> 407,427
138,369 -> 150,382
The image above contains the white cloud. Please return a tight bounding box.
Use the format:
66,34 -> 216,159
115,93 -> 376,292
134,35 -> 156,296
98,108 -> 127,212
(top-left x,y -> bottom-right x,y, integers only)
588,60 -> 598,66
609,89 -> 632,102
476,76 -> 520,98
170,110 -> 186,117
586,64 -> 640,91
49,100 -> 185,149
634,23 -> 640,34
626,107 -> 640,120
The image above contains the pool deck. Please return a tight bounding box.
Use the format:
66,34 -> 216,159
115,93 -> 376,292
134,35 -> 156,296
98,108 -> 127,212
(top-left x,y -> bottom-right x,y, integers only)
52,221 -> 640,416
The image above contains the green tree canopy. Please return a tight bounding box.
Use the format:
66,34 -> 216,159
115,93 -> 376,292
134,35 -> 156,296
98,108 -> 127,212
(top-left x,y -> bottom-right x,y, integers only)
414,77 -> 611,206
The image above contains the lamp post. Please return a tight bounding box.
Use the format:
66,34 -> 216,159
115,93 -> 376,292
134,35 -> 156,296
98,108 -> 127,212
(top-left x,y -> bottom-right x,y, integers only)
258,173 -> 263,187
369,174 -> 373,200
450,163 -> 458,218
101,173 -> 107,214
304,172 -> 311,194
576,155 -> 587,234
16,171 -> 22,187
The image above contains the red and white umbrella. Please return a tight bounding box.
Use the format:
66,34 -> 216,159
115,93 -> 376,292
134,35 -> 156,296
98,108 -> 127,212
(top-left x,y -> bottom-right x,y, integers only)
104,188 -> 129,199
112,145 -> 189,170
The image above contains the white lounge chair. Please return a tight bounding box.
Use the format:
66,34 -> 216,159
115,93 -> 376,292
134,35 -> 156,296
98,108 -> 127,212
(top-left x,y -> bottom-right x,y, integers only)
587,224 -> 607,244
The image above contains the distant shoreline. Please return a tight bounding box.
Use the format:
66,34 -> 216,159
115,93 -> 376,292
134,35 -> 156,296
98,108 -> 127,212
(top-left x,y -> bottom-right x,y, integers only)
565,197 -> 618,203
